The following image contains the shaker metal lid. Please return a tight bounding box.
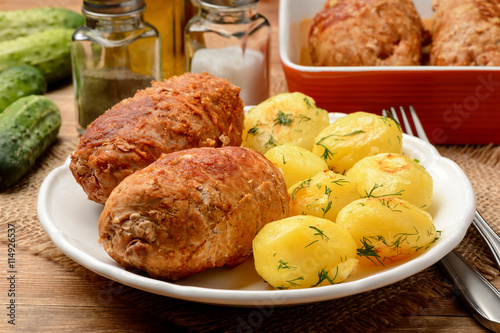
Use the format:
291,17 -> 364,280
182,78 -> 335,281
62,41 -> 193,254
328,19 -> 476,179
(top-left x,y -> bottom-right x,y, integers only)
198,0 -> 259,8
83,0 -> 145,15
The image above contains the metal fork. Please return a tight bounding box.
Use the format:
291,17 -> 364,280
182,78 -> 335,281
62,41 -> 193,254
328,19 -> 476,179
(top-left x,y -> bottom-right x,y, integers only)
383,106 -> 500,332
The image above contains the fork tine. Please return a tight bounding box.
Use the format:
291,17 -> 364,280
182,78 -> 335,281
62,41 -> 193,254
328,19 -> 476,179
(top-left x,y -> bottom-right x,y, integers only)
409,105 -> 430,142
398,106 -> 415,137
389,107 -> 401,128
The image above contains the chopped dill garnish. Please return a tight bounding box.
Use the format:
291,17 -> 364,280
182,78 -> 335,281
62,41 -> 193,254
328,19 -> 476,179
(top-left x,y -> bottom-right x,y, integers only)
321,201 -> 332,217
324,186 -> 332,198
245,124 -> 260,140
364,183 -> 404,198
265,135 -> 277,148
315,139 -> 335,162
303,97 -> 314,109
391,226 -> 419,254
290,178 -> 312,200
305,240 -> 319,248
309,225 -> 330,241
357,236 -> 385,266
277,259 -> 296,271
381,113 -> 402,132
286,276 -> 304,287
311,267 -> 337,287
379,199 -> 403,212
295,114 -> 312,123
273,111 -> 294,126
247,124 -> 259,136
332,178 -> 349,186
343,130 -> 366,137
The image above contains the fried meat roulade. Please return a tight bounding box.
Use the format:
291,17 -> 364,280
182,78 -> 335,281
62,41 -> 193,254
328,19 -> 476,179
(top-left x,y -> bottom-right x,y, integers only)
70,72 -> 244,205
98,146 -> 290,280
308,0 -> 424,66
430,0 -> 500,66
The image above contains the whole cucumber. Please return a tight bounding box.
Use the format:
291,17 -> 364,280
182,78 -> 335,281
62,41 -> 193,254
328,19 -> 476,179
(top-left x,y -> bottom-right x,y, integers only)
0,65 -> 46,114
0,95 -> 61,190
0,7 -> 84,42
0,28 -> 74,85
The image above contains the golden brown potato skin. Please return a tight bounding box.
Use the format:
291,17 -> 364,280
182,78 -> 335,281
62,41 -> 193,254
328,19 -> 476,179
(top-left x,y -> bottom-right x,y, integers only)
70,72 -> 244,205
98,146 -> 290,281
308,0 -> 424,66
431,0 -> 500,66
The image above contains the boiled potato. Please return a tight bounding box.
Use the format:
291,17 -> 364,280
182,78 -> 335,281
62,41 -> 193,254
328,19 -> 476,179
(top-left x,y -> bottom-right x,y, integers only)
336,197 -> 437,266
242,92 -> 330,154
253,215 -> 358,289
348,153 -> 433,210
265,144 -> 329,188
312,112 -> 402,173
288,170 -> 361,221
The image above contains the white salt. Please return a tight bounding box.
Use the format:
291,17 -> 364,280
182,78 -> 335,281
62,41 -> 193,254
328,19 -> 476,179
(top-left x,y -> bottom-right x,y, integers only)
190,46 -> 268,105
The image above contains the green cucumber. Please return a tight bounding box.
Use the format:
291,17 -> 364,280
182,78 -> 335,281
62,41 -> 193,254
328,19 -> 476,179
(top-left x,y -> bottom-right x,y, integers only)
0,28 -> 74,85
0,65 -> 46,114
0,7 -> 83,42
0,95 -> 61,190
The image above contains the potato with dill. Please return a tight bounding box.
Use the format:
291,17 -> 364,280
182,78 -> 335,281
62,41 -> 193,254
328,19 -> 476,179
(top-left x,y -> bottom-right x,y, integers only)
348,153 -> 433,210
312,112 -> 402,174
242,92 -> 330,154
264,144 -> 329,188
288,170 -> 361,221
336,197 -> 437,267
253,215 -> 358,289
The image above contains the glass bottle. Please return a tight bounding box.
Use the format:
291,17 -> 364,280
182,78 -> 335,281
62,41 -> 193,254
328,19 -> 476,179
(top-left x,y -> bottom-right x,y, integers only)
71,0 -> 161,134
143,0 -> 190,79
185,0 -> 270,106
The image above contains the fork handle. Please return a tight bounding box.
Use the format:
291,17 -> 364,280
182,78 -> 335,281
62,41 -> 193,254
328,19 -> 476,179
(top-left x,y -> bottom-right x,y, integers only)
472,210 -> 500,269
439,250 -> 500,332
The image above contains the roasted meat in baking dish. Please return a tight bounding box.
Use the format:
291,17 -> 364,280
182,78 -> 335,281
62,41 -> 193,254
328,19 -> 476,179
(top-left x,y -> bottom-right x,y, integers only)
98,146 -> 290,280
70,72 -> 244,205
431,0 -> 500,66
308,0 -> 425,66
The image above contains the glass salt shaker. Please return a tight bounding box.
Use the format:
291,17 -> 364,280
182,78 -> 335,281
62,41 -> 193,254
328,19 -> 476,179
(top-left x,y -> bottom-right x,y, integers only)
185,0 -> 271,106
71,0 -> 161,134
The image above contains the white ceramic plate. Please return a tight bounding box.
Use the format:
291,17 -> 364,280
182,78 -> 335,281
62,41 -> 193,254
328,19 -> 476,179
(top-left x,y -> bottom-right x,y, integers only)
37,114 -> 476,306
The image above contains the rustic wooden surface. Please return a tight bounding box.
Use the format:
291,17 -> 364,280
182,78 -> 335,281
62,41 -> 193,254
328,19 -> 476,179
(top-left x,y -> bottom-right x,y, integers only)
1,0 -> 499,332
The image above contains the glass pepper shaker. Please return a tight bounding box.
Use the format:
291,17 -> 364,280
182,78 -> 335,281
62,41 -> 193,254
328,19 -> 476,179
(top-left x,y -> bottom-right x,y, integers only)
185,0 -> 271,106
71,0 -> 161,134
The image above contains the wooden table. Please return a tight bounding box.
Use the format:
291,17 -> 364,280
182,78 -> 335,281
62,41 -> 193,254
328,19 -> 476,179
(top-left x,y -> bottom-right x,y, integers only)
1,0 -> 499,332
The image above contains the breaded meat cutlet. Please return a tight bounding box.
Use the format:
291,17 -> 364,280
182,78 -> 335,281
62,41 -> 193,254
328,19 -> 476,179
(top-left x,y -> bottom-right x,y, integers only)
308,0 -> 424,66
70,72 -> 244,205
431,0 -> 500,66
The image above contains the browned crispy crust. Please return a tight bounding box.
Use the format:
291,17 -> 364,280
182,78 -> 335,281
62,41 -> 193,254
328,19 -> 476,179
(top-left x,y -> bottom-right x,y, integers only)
430,0 -> 500,66
308,0 -> 424,66
98,146 -> 290,280
70,72 -> 244,205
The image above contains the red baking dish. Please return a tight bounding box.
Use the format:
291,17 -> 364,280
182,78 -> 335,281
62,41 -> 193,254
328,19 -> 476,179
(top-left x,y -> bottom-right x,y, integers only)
279,0 -> 500,145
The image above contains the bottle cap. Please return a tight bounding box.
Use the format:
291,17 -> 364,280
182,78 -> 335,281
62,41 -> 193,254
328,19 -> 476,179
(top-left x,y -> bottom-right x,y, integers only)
198,0 -> 259,8
83,0 -> 145,15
